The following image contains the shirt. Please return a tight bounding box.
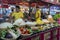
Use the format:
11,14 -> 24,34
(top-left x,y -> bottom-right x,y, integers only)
6,9 -> 12,16
35,10 -> 41,20
12,12 -> 24,20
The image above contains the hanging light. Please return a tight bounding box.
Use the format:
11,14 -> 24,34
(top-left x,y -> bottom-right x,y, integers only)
27,0 -> 30,2
22,0 -> 30,2
50,0 -> 54,2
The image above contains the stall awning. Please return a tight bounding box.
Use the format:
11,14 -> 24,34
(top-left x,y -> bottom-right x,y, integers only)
42,0 -> 60,5
0,4 -> 9,8
1,0 -> 22,4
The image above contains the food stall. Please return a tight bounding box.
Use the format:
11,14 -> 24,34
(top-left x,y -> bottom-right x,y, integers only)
0,0 -> 60,40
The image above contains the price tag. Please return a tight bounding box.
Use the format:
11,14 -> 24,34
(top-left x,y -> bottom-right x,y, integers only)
31,36 -> 40,40
53,30 -> 57,35
44,32 -> 50,40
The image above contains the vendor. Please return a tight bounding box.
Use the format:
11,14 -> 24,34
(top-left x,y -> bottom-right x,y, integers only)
24,9 -> 29,19
35,7 -> 44,24
35,7 -> 41,21
11,6 -> 24,21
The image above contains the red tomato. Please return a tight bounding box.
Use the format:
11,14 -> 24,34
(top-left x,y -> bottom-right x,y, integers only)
20,27 -> 24,31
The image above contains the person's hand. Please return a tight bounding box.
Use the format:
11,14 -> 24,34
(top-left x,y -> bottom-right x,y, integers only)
28,16 -> 31,19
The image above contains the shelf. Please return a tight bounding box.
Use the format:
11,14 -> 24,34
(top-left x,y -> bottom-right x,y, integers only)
44,32 -> 51,40
52,29 -> 58,36
17,27 -> 59,40
53,36 -> 57,40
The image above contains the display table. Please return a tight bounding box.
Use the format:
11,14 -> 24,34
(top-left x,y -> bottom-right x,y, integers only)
17,26 -> 59,40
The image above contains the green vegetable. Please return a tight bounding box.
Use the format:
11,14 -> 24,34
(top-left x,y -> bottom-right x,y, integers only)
53,14 -> 60,20
28,29 -> 32,33
0,30 -> 7,39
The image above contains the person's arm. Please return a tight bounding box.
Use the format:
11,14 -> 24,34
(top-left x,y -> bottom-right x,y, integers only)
36,11 -> 41,19
39,10 -> 41,17
36,12 -> 38,19
20,12 -> 24,18
9,13 -> 15,22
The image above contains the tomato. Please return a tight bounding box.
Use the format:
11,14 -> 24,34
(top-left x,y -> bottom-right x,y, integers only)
20,27 -> 24,31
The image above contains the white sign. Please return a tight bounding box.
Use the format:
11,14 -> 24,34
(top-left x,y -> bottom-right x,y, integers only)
54,10 -> 60,12
50,0 -> 54,2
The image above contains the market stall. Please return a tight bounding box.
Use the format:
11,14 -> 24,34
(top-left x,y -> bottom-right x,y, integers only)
0,0 -> 60,40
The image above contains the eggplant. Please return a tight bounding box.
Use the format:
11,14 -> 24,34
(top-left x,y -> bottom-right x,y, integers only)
8,30 -> 18,39
5,33 -> 13,38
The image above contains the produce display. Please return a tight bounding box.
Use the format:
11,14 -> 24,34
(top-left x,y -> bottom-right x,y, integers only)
47,15 -> 55,22
53,14 -> 60,20
0,19 -> 59,40
53,14 -> 60,24
42,19 -> 50,24
19,27 -> 32,36
0,0 -> 60,40
0,13 -> 59,40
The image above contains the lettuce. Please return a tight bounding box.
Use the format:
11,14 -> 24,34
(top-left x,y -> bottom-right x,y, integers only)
53,14 -> 60,20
